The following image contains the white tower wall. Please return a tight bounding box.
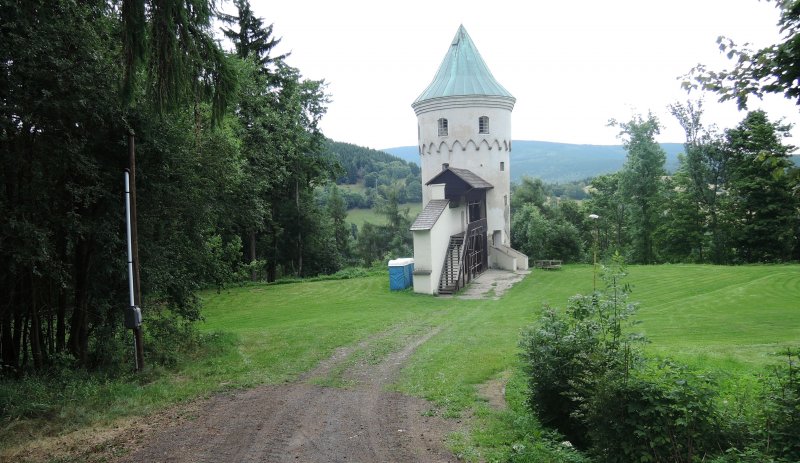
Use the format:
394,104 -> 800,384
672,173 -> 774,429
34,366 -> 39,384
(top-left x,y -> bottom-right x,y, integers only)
415,96 -> 513,245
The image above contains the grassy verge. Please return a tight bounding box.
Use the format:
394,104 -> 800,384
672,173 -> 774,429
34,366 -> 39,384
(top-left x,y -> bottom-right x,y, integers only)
1,264 -> 798,461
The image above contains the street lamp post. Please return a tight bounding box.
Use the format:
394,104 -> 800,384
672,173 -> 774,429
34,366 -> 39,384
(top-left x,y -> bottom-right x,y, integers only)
589,214 -> 600,291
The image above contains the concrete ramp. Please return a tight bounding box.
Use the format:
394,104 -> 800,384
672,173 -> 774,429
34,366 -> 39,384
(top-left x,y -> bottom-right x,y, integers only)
490,245 -> 529,271
454,269 -> 530,300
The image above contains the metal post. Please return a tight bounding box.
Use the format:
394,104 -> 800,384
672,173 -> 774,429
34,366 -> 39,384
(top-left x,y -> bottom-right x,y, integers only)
589,214 -> 600,292
593,243 -> 597,291
128,131 -> 145,371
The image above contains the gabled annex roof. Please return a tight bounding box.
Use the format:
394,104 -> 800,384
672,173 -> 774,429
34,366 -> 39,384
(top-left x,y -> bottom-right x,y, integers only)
425,167 -> 493,190
410,199 -> 450,231
413,25 -> 514,106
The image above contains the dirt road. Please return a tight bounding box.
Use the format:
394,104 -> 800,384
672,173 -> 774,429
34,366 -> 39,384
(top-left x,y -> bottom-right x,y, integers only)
117,327 -> 459,463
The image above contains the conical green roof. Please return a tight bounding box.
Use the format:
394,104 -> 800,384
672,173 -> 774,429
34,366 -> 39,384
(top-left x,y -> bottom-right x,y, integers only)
413,25 -> 514,105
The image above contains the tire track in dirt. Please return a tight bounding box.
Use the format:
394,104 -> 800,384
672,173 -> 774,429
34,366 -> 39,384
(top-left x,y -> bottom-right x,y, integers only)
118,326 -> 459,463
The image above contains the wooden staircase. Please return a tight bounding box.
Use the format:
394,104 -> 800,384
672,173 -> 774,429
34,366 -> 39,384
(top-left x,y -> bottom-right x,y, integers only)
438,234 -> 464,294
437,218 -> 488,295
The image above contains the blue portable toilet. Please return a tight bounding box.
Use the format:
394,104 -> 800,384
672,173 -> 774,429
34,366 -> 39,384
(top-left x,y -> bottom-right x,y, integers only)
389,258 -> 415,290
402,258 -> 414,287
388,259 -> 407,290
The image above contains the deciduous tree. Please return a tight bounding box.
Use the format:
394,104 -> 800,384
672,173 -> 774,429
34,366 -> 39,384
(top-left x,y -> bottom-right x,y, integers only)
684,1 -> 800,110
612,114 -> 667,264
667,101 -> 731,263
724,110 -> 796,261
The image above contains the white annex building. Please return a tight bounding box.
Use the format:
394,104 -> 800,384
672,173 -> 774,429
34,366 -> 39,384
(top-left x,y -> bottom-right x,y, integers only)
410,25 -> 528,295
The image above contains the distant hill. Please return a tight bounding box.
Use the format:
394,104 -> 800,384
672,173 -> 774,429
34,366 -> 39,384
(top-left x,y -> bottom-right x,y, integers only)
383,140 -> 686,183
321,140 -> 422,208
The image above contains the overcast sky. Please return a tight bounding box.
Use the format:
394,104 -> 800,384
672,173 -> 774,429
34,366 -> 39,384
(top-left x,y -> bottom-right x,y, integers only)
238,0 -> 800,150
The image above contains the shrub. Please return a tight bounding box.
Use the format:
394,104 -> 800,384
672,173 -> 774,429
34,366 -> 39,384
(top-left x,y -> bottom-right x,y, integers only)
582,359 -> 724,462
519,305 -> 589,444
519,256 -> 640,446
142,305 -> 203,369
518,256 -> 741,462
761,348 -> 800,461
508,432 -> 591,463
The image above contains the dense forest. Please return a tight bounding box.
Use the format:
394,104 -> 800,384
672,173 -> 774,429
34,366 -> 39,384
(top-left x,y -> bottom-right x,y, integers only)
0,0 -> 363,374
0,0 -> 426,375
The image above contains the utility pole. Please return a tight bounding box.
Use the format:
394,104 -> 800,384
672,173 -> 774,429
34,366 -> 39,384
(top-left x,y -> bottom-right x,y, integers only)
127,130 -> 145,371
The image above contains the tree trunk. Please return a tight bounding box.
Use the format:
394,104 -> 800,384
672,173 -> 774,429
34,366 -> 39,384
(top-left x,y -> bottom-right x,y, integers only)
56,287 -> 66,353
696,210 -> 705,263
29,272 -> 43,369
45,301 -> 54,358
69,238 -> 92,366
20,312 -> 29,370
56,234 -> 68,353
249,231 -> 257,281
12,298 -> 25,373
0,301 -> 18,372
295,179 -> 302,276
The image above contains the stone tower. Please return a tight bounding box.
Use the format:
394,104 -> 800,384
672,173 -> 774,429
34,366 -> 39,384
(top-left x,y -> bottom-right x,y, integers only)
409,25 -> 527,295
412,24 -> 515,246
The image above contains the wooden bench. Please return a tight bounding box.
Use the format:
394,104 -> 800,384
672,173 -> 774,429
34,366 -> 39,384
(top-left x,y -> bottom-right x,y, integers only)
534,259 -> 562,270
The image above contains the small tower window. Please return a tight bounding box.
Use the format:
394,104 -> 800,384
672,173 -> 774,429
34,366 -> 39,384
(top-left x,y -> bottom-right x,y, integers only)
479,116 -> 489,134
438,118 -> 448,136
500,161 -> 505,171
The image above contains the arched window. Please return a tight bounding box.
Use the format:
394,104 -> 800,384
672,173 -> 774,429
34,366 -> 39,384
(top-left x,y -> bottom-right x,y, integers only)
479,116 -> 489,134
438,118 -> 448,136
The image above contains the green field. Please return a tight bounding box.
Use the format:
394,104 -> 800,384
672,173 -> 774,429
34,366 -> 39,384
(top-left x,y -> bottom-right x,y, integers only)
3,264 -> 798,460
195,264 -> 798,459
201,264 -> 799,381
346,203 -> 422,228
196,264 -> 800,418
336,183 -> 369,197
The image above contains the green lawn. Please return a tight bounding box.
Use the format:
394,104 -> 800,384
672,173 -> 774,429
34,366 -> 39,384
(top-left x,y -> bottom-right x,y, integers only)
199,264 -> 799,405
346,203 -> 422,228
3,264 -> 797,460
627,264 -> 800,371
195,264 -> 799,460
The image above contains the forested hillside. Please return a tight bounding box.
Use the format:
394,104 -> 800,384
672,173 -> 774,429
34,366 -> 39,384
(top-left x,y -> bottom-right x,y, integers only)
324,140 -> 421,208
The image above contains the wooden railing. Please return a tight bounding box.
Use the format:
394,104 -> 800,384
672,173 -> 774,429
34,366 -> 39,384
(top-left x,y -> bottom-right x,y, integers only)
438,218 -> 488,294
455,218 -> 487,291
438,234 -> 463,291
464,219 -> 487,283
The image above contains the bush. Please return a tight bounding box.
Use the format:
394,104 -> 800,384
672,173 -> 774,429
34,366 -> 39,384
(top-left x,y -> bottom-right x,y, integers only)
142,306 -> 204,369
582,359 -> 724,462
518,305 -> 591,445
519,256 -> 640,447
761,349 -> 800,461
508,433 -> 591,463
519,256 -> 739,462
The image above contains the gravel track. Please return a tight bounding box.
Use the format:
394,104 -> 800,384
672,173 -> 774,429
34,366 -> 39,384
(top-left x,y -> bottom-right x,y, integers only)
117,327 -> 459,463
